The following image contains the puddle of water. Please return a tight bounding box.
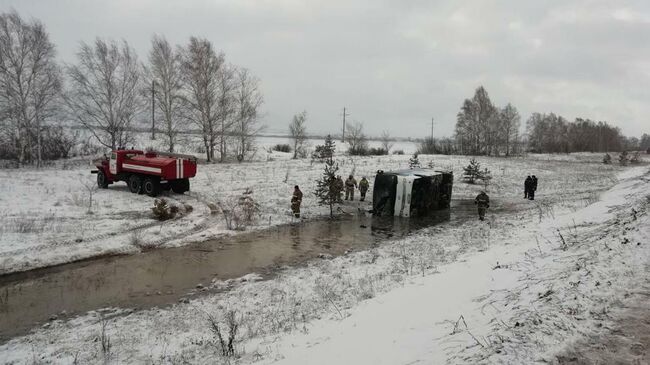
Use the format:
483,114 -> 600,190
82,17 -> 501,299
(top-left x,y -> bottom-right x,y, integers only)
0,206 -> 459,342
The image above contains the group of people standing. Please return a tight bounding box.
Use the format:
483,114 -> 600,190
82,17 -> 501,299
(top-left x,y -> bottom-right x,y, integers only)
340,175 -> 370,202
475,174 -> 540,221
524,175 -> 538,200
290,175 -> 370,218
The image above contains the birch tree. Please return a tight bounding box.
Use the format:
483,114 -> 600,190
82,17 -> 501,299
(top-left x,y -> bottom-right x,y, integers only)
180,37 -> 223,162
289,110 -> 307,159
216,63 -> 236,162
455,98 -> 481,155
474,86 -> 497,155
232,68 -> 263,162
499,103 -> 520,156
0,11 -> 62,166
455,86 -> 505,156
148,35 -> 184,152
65,38 -> 143,150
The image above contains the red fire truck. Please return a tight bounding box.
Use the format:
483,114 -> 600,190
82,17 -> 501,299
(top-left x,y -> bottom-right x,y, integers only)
92,149 -> 197,197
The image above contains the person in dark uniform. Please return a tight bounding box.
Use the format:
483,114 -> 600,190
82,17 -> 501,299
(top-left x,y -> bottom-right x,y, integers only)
529,175 -> 538,200
291,185 -> 303,218
475,191 -> 490,221
524,175 -> 532,199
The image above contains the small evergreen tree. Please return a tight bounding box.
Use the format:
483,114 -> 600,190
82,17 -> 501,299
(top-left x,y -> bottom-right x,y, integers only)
311,137 -> 334,162
409,153 -> 420,169
462,158 -> 482,183
313,135 -> 339,218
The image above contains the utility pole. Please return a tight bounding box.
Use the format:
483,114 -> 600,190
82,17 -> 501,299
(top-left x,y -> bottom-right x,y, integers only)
431,117 -> 435,141
151,80 -> 156,140
341,107 -> 349,142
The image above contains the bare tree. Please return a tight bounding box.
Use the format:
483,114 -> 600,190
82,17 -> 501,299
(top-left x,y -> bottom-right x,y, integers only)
180,37 -> 223,162
80,176 -> 98,214
526,113 -> 569,153
0,11 -> 62,167
346,121 -> 368,155
232,68 -> 263,162
65,38 -> 143,150
289,111 -> 307,159
216,63 -> 236,162
499,103 -> 520,156
380,130 -> 393,154
455,86 -> 498,155
148,35 -> 184,152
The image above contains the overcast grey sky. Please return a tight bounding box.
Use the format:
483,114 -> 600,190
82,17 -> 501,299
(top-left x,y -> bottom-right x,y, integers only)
2,0 -> 649,138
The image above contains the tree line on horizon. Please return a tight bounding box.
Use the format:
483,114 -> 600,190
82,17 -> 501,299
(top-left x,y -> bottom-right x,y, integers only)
450,85 -> 647,156
373,85 -> 648,157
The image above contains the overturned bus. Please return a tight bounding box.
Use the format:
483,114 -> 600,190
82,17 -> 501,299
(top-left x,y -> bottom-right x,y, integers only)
372,169 -> 453,217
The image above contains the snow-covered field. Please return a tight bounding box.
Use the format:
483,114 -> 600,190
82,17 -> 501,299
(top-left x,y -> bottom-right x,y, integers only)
1,144 -> 648,363
0,135 -> 416,275
0,137 -> 622,275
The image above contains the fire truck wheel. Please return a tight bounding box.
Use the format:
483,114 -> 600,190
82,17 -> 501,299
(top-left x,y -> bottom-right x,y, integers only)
97,170 -> 109,189
142,177 -> 160,197
128,175 -> 142,194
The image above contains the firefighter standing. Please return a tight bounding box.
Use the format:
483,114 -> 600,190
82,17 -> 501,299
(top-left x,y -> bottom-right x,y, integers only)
336,176 -> 344,202
291,185 -> 303,218
475,191 -> 490,221
345,175 -> 357,201
358,177 -> 370,202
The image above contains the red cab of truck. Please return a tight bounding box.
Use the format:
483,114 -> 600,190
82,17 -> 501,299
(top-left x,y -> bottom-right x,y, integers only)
92,149 -> 198,197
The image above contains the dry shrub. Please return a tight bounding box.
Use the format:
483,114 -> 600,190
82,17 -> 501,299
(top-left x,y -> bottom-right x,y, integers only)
239,188 -> 260,223
151,199 -> 178,221
207,310 -> 239,358
129,229 -> 162,250
130,229 -> 144,247
218,188 -> 260,230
